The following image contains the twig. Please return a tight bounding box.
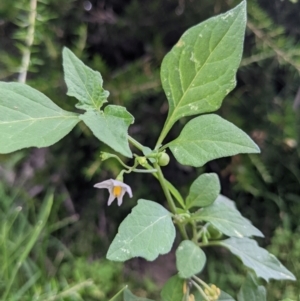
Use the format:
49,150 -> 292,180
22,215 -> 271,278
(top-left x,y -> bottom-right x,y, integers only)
18,0 -> 38,83
247,21 -> 300,73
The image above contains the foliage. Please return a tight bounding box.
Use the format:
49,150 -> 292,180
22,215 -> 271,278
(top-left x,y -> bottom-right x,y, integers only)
0,1 -> 298,300
0,183 -> 123,300
1,0 -> 300,300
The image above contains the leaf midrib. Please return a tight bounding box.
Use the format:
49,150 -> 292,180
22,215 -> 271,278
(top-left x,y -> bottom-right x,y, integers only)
0,115 -> 78,125
166,9 -> 241,125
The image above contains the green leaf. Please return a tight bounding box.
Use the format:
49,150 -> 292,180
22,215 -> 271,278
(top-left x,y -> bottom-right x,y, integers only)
218,291 -> 237,301
123,288 -> 155,301
62,47 -> 109,110
193,195 -> 264,238
107,199 -> 176,262
237,272 -> 266,301
161,274 -> 184,301
220,237 -> 296,282
195,290 -> 236,301
80,105 -> 134,158
168,114 -> 260,167
0,82 -> 80,154
176,240 -> 206,278
160,1 -> 246,140
186,173 -> 220,208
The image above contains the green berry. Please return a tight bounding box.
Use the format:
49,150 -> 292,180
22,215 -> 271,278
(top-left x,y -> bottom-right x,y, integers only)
207,224 -> 223,239
158,152 -> 170,166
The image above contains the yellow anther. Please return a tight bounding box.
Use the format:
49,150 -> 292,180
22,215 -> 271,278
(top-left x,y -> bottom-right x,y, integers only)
189,294 -> 195,301
113,186 -> 122,197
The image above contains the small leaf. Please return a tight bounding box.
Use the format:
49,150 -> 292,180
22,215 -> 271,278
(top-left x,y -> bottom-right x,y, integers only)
186,173 -> 220,208
107,199 -> 176,262
237,272 -> 266,301
0,82 -> 79,154
168,114 -> 260,167
123,288 -> 155,301
220,237 -> 296,282
161,274 -> 184,301
63,47 -> 109,110
176,240 -> 206,278
79,105 -> 134,158
193,195 -> 264,238
160,1 -> 246,137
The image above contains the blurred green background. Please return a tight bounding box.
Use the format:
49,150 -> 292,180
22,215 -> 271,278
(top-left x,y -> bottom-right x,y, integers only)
0,0 -> 300,300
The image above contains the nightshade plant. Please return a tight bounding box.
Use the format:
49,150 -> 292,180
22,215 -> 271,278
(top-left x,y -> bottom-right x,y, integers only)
0,1 -> 296,300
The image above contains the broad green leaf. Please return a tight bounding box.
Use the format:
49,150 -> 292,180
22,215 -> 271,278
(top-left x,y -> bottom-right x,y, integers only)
107,199 -> 175,262
186,173 -> 220,208
237,272 -> 266,301
176,240 -> 206,278
63,47 -> 109,110
160,1 -> 246,140
220,237 -> 296,282
80,105 -> 134,158
161,274 -> 184,301
0,82 -> 79,154
168,114 -> 260,167
193,195 -> 264,238
123,289 -> 155,301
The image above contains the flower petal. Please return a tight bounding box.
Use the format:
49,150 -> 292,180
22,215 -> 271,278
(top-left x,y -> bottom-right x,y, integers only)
94,179 -> 114,189
117,189 -> 126,206
107,193 -> 116,206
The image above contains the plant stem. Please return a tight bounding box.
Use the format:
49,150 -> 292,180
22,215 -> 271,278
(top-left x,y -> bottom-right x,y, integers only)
132,168 -> 157,173
179,224 -> 189,240
144,162 -> 185,208
192,276 -> 211,291
108,285 -> 128,301
191,280 -> 210,301
154,163 -> 189,240
18,0 -> 38,83
154,163 -> 177,213
155,121 -> 172,150
128,135 -> 144,152
127,136 -> 189,239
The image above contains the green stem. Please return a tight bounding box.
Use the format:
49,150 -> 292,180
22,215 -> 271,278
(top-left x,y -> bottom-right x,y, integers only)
107,154 -> 131,169
128,135 -> 144,152
132,168 -> 157,173
143,162 -> 185,208
154,163 -> 177,213
155,119 -> 173,150
192,276 -> 211,291
158,142 -> 171,152
128,136 -> 188,239
153,163 -> 189,240
191,280 -> 210,301
198,241 -> 221,248
192,220 -> 198,242
108,285 -> 128,301
178,224 -> 189,240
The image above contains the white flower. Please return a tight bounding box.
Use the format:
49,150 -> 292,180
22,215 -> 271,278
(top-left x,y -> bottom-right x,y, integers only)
94,179 -> 132,206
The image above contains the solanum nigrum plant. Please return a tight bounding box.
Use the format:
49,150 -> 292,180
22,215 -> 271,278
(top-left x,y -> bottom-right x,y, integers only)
0,1 -> 295,300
